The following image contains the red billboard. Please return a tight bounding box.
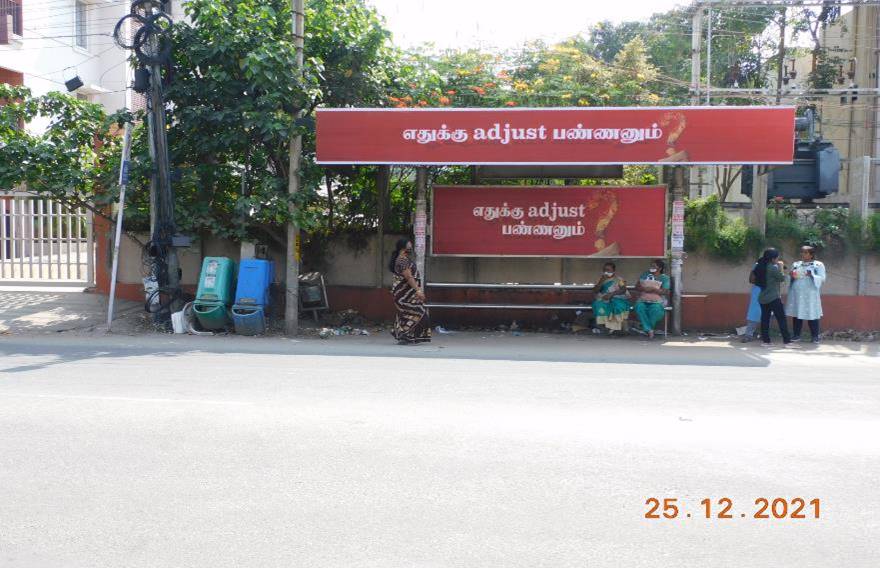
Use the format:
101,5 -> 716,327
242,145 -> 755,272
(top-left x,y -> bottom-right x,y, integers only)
431,186 -> 667,258
316,106 -> 795,165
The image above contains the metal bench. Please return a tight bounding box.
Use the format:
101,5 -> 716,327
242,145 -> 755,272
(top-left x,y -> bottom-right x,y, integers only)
424,282 -> 671,335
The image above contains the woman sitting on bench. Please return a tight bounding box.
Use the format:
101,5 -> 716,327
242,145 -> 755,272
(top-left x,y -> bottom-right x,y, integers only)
591,262 -> 631,334
634,259 -> 670,339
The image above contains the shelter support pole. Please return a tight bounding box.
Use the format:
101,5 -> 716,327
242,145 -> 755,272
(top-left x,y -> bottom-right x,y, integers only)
749,166 -> 768,237
376,165 -> 390,288
671,167 -> 685,336
414,167 -> 428,281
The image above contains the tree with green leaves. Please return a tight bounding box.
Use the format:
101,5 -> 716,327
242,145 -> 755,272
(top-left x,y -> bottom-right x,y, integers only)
118,0 -> 397,247
0,85 -> 128,228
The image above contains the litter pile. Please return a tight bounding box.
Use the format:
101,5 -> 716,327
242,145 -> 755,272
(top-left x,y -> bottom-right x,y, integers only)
821,329 -> 878,342
318,326 -> 371,339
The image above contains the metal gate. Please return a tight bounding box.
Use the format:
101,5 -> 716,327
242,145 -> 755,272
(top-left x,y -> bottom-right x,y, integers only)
0,194 -> 94,286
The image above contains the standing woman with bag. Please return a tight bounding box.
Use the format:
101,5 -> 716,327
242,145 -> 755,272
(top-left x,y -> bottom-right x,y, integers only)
753,248 -> 794,348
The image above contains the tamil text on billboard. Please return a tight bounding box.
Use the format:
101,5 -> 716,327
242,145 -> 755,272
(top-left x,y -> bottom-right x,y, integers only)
431,185 -> 667,258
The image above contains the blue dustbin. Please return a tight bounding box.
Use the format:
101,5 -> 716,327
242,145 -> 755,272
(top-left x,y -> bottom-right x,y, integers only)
232,259 -> 274,335
234,259 -> 274,306
231,305 -> 266,336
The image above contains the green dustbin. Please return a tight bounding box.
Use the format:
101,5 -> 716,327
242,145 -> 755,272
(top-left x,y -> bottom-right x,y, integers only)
194,257 -> 236,330
193,300 -> 230,330
196,257 -> 236,305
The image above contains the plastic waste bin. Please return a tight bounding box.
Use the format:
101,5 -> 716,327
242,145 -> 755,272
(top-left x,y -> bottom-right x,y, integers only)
231,259 -> 274,335
231,305 -> 266,336
193,301 -> 229,331
194,257 -> 236,330
234,259 -> 274,306
196,257 -> 236,304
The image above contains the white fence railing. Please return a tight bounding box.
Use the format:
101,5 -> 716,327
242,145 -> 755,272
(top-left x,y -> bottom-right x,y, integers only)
0,194 -> 94,285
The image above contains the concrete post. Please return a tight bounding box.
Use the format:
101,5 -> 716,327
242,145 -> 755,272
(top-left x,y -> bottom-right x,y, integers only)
671,167 -> 685,335
749,166 -> 768,237
240,242 -> 256,260
851,156 -> 871,296
284,0 -> 305,335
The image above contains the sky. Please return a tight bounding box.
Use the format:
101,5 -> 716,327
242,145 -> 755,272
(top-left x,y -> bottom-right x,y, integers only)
367,0 -> 689,51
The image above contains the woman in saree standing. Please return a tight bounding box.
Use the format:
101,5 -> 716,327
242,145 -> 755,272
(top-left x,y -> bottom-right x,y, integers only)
786,245 -> 826,344
591,262 -> 631,333
634,259 -> 670,339
390,238 -> 431,345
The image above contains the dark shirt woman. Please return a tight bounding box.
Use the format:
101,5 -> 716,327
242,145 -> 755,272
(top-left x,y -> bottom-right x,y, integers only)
389,239 -> 431,344
752,248 -> 794,347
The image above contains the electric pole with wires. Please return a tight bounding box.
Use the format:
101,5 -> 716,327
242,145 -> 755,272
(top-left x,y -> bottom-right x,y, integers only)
113,0 -> 184,323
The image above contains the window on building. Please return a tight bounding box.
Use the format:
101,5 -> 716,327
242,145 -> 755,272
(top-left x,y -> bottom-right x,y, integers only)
0,0 -> 24,44
75,0 -> 87,49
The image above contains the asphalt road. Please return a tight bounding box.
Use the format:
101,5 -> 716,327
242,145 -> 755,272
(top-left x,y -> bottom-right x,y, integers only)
0,333 -> 878,568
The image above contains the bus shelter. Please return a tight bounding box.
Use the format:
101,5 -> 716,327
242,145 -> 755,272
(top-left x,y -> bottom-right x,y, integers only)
315,106 -> 795,334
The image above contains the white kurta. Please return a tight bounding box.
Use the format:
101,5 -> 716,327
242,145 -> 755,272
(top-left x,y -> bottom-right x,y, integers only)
785,260 -> 826,320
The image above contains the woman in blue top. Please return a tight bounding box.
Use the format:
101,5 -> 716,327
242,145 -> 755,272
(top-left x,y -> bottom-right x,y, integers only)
634,259 -> 670,339
741,262 -> 761,343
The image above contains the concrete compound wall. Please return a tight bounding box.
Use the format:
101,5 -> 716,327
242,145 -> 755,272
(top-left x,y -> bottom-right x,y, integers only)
322,234 -> 879,295
97,219 -> 880,330
319,234 -> 880,331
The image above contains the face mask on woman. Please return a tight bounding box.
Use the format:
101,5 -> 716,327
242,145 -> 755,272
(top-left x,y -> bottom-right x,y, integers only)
604,271 -> 614,277
649,268 -> 658,274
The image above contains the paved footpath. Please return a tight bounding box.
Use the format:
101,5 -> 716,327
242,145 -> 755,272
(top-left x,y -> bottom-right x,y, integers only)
0,288 -> 140,334
0,333 -> 878,568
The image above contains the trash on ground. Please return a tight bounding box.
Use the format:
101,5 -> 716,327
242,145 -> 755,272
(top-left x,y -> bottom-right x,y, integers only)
435,325 -> 453,334
326,309 -> 366,327
822,329 -> 878,342
318,326 -> 371,339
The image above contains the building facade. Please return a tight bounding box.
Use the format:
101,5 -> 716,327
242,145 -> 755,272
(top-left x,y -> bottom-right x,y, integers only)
1,0 -> 184,131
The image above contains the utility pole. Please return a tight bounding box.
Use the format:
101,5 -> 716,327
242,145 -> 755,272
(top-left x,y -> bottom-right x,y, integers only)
671,5 -> 706,335
114,0 -> 181,321
706,4 -> 712,105
285,0 -> 305,336
775,7 -> 787,104
148,24 -> 181,304
691,8 -> 702,106
690,7 -> 704,200
671,167 -> 685,336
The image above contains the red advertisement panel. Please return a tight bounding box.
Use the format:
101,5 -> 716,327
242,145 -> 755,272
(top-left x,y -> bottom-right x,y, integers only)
431,186 -> 667,258
316,106 -> 795,165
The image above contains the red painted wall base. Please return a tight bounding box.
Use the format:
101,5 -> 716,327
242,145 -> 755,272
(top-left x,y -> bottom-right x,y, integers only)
327,286 -> 880,331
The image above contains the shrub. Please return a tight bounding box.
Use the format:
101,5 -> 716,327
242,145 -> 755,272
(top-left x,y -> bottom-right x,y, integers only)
684,196 -> 762,262
868,212 -> 880,253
